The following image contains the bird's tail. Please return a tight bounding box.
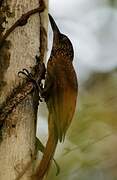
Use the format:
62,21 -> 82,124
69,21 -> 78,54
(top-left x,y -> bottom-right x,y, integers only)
33,120 -> 58,180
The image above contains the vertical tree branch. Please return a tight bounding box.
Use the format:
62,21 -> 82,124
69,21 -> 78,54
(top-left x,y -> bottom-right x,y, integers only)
0,0 -> 48,180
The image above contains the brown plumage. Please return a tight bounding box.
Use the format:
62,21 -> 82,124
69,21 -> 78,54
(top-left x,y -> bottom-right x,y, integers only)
34,14 -> 78,179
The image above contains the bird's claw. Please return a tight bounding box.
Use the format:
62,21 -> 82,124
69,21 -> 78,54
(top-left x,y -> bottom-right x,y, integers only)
18,68 -> 44,103
18,68 -> 33,80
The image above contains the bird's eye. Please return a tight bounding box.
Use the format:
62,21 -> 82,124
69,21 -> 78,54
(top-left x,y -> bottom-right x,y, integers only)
62,36 -> 67,41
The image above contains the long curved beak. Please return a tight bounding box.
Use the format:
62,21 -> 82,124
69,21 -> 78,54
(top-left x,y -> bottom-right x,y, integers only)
49,14 -> 61,47
49,14 -> 60,34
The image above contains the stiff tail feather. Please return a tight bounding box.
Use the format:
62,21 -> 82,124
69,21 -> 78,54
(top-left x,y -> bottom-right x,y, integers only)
33,129 -> 58,180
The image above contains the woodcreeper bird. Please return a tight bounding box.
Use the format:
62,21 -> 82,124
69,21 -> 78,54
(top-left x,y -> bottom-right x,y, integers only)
35,14 -> 78,179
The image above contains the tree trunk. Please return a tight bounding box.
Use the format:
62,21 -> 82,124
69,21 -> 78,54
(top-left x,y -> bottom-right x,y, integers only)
0,0 -> 48,179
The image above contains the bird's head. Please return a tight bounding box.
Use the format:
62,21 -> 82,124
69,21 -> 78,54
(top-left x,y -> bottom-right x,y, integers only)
49,14 -> 74,60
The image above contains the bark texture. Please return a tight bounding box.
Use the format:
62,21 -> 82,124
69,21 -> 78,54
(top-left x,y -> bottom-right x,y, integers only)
0,0 -> 48,179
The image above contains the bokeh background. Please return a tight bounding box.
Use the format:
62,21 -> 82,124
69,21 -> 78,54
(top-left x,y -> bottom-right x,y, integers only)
37,0 -> 117,179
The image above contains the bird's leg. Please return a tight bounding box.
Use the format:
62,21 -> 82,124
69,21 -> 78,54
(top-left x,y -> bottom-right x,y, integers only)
18,68 -> 42,99
18,57 -> 46,102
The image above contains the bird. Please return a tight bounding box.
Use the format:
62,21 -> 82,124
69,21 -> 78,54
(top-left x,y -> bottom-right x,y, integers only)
34,13 -> 78,180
